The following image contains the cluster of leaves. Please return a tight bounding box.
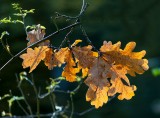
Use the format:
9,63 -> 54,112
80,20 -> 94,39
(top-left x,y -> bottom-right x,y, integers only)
20,25 -> 149,108
0,3 -> 34,25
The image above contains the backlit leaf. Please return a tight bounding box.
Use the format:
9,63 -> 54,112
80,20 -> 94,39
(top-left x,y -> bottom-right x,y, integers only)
20,46 -> 49,73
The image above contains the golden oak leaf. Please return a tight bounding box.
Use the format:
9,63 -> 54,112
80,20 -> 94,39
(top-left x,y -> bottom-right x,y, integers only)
44,48 -> 69,70
72,45 -> 98,68
107,65 -> 136,100
108,77 -> 137,100
20,46 -> 49,73
85,41 -> 149,108
100,41 -> 149,76
71,39 -> 82,47
62,40 -> 96,81
85,57 -> 110,108
62,51 -> 80,82
82,67 -> 88,78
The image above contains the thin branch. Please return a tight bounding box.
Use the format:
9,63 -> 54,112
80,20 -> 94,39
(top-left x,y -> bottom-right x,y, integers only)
55,0 -> 88,20
0,22 -> 80,72
31,74 -> 40,118
15,74 -> 33,117
38,81 -> 83,99
16,100 -> 29,116
49,93 -> 56,112
80,25 -> 99,53
69,94 -> 74,118
72,95 -> 115,116
58,27 -> 74,49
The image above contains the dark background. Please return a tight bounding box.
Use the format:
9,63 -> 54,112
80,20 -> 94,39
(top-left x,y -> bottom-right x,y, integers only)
0,0 -> 160,118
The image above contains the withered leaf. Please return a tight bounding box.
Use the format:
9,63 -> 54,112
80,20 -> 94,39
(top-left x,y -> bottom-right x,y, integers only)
44,47 -> 69,70
85,58 -> 110,108
72,45 -> 98,68
85,41 -> 149,108
27,24 -> 50,46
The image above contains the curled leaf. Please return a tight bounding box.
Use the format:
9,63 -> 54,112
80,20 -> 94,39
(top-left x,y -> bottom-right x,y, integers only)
27,24 -> 49,46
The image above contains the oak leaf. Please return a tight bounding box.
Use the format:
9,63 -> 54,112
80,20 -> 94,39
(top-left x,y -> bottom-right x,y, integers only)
107,65 -> 136,100
72,45 -> 98,68
27,24 -> 50,46
62,40 -> 95,81
85,57 -> 110,108
44,48 -> 69,70
20,46 -> 49,73
100,41 -> 149,76
62,50 -> 80,82
108,77 -> 137,100
85,41 -> 149,108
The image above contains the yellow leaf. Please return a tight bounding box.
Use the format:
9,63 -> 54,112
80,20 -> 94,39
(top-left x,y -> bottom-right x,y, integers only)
71,39 -> 82,47
108,76 -> 137,100
20,46 -> 49,73
100,41 -> 149,76
62,51 -> 80,82
85,41 -> 149,108
82,68 -> 88,78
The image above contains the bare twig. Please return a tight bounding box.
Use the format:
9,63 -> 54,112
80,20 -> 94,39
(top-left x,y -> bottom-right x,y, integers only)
0,22 -> 80,72
15,74 -> 33,117
31,74 -> 40,118
38,80 -> 83,99
16,100 -> 29,116
58,27 -> 74,49
69,93 -> 74,118
80,25 -> 99,53
55,0 -> 88,20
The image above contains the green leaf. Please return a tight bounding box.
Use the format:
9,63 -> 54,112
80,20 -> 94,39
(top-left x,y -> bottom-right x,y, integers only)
152,68 -> 160,77
22,9 -> 35,14
8,96 -> 24,108
0,17 -> 12,23
12,3 -> 22,11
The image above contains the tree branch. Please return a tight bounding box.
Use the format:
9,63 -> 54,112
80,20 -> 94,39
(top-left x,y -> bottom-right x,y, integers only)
0,22 -> 80,72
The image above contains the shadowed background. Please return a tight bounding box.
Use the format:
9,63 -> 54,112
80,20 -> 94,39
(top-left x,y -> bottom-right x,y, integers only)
0,0 -> 160,118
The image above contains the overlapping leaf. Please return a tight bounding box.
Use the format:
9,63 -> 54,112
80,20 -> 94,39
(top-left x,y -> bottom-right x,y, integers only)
44,48 -> 69,70
85,58 -> 110,108
100,41 -> 149,76
85,41 -> 149,108
20,37 -> 149,109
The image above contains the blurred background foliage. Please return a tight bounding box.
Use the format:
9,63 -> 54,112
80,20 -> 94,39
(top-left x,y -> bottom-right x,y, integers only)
0,0 -> 160,118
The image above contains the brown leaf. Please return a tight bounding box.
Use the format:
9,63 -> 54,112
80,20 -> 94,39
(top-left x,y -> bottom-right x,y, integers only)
85,41 -> 149,108
20,46 -> 49,73
27,24 -> 50,46
72,45 -> 98,68
44,48 -> 69,70
85,57 -> 110,108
